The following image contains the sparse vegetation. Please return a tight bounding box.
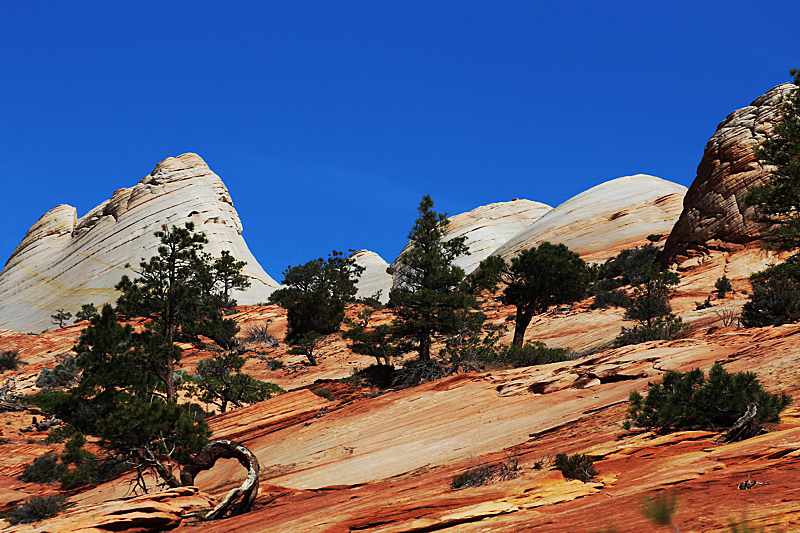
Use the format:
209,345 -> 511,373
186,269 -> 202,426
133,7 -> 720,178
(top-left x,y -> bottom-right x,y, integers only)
5,494 -> 67,524
74,303 -> 97,323
741,262 -> 800,327
0,350 -> 22,372
477,341 -> 570,368
640,491 -> 679,531
715,276 -> 733,298
626,363 -> 791,435
36,354 -> 79,389
450,453 -> 520,490
18,452 -> 66,484
553,453 -> 597,482
51,309 -> 72,328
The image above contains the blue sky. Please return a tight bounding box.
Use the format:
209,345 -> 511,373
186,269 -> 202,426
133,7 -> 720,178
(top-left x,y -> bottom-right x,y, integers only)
1,1 -> 798,280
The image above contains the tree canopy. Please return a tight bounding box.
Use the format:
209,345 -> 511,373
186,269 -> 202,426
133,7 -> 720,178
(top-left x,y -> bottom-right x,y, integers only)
387,195 -> 477,360
472,242 -> 589,347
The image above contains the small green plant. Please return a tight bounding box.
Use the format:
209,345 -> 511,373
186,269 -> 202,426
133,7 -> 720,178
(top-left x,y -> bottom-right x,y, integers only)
0,350 -> 22,372
626,363 -> 791,434
313,387 -> 334,400
647,234 -> 664,242
339,364 -> 397,389
614,315 -> 688,347
590,288 -> 631,309
44,424 -> 80,444
715,276 -> 733,298
36,354 -> 79,389
553,453 -> 597,482
477,341 -> 570,368
640,491 -> 679,528
18,452 -> 66,483
5,494 -> 67,524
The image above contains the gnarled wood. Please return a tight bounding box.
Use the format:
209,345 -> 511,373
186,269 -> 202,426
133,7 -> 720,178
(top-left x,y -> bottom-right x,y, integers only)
716,403 -> 761,443
180,439 -> 259,519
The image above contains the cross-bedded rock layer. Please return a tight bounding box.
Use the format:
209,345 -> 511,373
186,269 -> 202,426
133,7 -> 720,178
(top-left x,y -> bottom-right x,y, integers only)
0,153 -> 280,333
664,83 -> 797,259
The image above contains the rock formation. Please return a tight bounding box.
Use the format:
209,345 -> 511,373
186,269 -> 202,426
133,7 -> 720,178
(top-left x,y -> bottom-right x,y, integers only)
0,153 -> 280,333
390,199 -> 552,284
493,175 -> 687,263
663,83 -> 797,259
351,250 -> 393,304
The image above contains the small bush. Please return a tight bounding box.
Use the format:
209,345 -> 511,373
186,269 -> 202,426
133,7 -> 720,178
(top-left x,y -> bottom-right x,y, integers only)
0,350 -> 22,372
450,464 -> 494,489
640,491 -> 678,527
626,363 -> 791,433
36,354 -> 79,389
475,341 -> 569,368
261,357 -> 284,370
242,324 -> 279,347
313,387 -> 334,400
614,315 -> 687,347
18,452 -> 66,484
450,454 -> 520,490
5,494 -> 66,524
44,424 -> 80,444
590,288 -> 631,309
741,264 -> 800,327
391,358 -> 449,388
715,276 -> 733,298
340,364 -> 397,388
647,234 -> 663,242
554,453 -> 597,482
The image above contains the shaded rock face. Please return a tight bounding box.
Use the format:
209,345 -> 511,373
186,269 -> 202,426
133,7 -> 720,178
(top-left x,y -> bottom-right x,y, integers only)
351,250 -> 392,304
493,175 -> 687,263
0,153 -> 280,333
664,83 -> 797,259
390,199 -> 552,285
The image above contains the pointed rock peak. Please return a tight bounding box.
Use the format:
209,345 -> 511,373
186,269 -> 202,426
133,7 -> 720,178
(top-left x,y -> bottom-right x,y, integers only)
0,154 -> 279,332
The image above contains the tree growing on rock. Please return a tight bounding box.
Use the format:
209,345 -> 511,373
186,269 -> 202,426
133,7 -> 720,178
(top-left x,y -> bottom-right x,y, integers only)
387,195 -> 477,360
471,242 -> 589,347
270,250 -> 364,365
744,70 -> 800,252
51,309 -> 72,329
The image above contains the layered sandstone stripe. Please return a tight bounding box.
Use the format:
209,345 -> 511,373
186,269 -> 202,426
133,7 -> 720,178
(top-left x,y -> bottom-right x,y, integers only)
0,153 -> 280,333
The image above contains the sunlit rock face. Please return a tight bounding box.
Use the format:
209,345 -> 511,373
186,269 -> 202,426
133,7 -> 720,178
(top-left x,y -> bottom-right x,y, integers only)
390,199 -> 552,285
493,175 -> 687,263
664,84 -> 797,259
351,250 -> 392,304
0,153 -> 280,333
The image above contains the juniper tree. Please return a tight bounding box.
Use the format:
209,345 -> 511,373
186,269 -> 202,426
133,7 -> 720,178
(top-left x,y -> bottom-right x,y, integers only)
388,195 -> 477,360
472,242 -> 589,347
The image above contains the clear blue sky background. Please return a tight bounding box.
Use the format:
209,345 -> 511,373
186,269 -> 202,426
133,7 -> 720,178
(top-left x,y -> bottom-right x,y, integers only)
1,1 -> 798,280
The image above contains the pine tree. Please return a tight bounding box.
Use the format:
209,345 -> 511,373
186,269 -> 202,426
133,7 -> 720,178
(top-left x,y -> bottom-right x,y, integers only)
388,195 -> 477,360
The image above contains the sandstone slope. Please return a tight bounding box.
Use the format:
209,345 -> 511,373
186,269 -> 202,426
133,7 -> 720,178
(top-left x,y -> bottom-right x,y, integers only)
664,83 -> 797,259
351,250 -> 393,304
0,153 -> 280,333
493,175 -> 686,262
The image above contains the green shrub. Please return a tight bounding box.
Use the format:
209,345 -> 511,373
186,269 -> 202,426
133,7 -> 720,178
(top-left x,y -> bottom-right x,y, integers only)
36,354 -> 79,389
474,341 -> 569,368
626,363 -> 791,432
313,387 -> 334,400
554,453 -> 597,482
590,288 -> 631,309
741,263 -> 800,327
0,350 -> 22,372
340,364 -> 397,388
647,234 -> 663,242
640,491 -> 678,526
18,452 -> 66,483
614,315 -> 687,347
715,276 -> 733,298
44,424 -> 81,444
5,494 -> 66,524
594,244 -> 660,287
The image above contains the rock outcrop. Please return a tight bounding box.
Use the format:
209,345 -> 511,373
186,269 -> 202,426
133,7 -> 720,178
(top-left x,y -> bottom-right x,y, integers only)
493,175 -> 687,263
351,250 -> 393,304
0,153 -> 280,333
663,83 -> 797,259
